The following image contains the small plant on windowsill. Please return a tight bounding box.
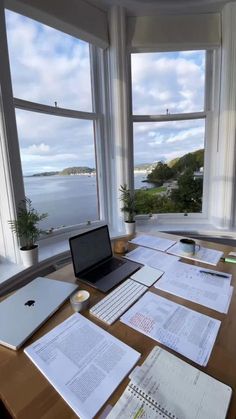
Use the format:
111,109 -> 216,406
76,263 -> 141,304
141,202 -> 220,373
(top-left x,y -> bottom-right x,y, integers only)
119,184 -> 136,235
8,197 -> 48,268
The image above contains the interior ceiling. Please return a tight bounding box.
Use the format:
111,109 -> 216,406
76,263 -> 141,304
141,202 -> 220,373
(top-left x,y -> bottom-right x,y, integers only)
87,0 -> 236,15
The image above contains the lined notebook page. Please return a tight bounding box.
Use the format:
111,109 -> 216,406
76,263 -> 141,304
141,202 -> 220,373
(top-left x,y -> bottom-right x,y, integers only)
130,347 -> 232,419
107,347 -> 232,419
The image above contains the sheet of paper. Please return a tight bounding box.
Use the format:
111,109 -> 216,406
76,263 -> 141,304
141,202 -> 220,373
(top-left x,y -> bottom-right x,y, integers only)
24,314 -> 140,419
121,292 -> 220,366
167,242 -> 223,265
130,265 -> 163,286
154,261 -> 233,313
129,234 -> 176,252
124,247 -> 179,271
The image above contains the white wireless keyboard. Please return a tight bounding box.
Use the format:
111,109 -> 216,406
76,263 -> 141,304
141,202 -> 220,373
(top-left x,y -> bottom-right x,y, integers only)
90,278 -> 147,325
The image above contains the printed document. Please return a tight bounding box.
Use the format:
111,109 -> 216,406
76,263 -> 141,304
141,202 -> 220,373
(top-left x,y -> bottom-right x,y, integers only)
121,292 -> 220,366
107,346 -> 232,419
125,247 -> 179,271
167,242 -> 223,265
24,314 -> 140,419
129,234 -> 176,252
155,261 -> 233,313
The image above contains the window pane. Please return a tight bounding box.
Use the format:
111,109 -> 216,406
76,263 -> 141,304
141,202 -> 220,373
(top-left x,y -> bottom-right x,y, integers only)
131,51 -> 205,114
5,10 -> 92,112
133,119 -> 205,214
16,109 -> 99,229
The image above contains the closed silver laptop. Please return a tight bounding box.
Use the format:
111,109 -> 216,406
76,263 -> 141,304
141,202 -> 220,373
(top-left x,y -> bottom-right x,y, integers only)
0,277 -> 78,350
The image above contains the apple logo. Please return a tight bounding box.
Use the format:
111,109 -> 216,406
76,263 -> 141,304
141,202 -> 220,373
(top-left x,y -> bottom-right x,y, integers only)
24,300 -> 35,307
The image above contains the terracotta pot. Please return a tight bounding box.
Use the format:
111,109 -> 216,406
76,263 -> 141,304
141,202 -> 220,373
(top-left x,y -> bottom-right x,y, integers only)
20,245 -> 38,267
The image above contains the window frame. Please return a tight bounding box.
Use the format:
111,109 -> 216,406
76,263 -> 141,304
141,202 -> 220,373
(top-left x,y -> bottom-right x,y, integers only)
130,49 -> 214,221
0,6 -> 109,263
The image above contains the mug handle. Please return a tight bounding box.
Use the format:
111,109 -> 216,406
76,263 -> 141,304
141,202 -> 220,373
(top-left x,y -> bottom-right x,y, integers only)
195,244 -> 201,253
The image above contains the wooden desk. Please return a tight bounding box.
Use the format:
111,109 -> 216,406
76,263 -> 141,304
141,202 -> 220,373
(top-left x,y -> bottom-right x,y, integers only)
0,233 -> 236,418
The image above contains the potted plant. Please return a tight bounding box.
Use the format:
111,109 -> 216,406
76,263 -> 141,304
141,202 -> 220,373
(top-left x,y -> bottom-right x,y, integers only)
8,197 -> 48,267
119,184 -> 136,235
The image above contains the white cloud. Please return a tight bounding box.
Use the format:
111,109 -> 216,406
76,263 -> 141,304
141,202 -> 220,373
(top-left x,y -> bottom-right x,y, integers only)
5,10 -> 92,111
131,52 -> 205,115
5,11 -> 206,173
25,143 -> 50,154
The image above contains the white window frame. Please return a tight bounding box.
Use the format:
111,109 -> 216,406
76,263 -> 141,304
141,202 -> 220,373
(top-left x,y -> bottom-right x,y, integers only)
0,5 -> 109,263
130,49 -> 215,223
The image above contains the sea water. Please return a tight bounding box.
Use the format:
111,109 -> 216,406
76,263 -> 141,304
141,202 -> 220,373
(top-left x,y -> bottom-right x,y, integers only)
24,173 -> 152,230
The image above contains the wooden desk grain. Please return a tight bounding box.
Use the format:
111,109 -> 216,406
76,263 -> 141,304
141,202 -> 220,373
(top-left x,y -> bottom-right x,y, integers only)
0,233 -> 236,419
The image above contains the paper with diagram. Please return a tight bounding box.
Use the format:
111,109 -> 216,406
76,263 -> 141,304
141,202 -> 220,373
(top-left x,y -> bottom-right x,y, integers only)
121,292 -> 220,366
154,261 -> 233,313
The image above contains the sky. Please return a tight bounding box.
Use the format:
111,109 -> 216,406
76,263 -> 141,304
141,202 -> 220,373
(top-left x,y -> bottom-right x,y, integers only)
5,9 -> 205,175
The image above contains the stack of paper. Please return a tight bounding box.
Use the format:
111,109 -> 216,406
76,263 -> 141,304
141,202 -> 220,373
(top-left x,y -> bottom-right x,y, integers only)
121,292 -> 221,366
24,314 -> 140,419
154,261 -> 233,313
129,234 -> 176,252
125,247 -> 179,271
167,242 -> 223,265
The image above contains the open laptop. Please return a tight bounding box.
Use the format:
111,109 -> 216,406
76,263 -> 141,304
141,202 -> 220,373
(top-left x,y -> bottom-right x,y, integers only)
69,225 -> 142,292
0,277 -> 78,350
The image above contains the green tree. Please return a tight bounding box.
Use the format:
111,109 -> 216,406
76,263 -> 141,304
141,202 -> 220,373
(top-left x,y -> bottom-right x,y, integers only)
135,190 -> 177,214
147,161 -> 175,185
170,169 -> 203,212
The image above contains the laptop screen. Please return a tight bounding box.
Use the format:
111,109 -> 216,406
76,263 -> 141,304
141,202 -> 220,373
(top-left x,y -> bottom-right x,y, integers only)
69,225 -> 113,275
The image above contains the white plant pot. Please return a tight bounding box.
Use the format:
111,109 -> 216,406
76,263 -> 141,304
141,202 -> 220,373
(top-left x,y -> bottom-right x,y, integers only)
124,221 -> 136,235
20,245 -> 39,267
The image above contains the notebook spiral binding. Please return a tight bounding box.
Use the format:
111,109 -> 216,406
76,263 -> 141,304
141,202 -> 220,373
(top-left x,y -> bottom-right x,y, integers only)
128,383 -> 178,419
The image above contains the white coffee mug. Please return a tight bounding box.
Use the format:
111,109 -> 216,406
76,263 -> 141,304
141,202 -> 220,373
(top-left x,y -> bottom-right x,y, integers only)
179,238 -> 200,255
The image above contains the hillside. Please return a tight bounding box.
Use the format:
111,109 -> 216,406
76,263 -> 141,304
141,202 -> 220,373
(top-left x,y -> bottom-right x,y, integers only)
31,166 -> 95,177
169,149 -> 204,172
60,167 -> 95,175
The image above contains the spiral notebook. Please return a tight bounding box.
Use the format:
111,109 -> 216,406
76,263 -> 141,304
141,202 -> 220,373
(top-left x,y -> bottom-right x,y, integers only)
106,346 -> 232,419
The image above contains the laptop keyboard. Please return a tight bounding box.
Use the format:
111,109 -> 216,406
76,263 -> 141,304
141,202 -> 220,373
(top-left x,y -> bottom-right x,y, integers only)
83,258 -> 125,280
90,278 -> 147,325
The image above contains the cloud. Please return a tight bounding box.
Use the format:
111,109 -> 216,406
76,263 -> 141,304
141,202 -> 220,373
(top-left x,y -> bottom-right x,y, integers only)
5,10 -> 206,174
133,119 -> 205,165
5,10 -> 92,111
25,143 -> 51,154
131,51 -> 205,114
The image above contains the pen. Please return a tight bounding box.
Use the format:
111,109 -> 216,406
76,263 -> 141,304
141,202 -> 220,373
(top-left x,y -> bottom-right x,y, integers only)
199,270 -> 229,278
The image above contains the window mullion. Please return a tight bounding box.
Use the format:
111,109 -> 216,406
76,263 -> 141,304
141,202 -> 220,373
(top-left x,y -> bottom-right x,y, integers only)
14,98 -> 99,121
133,112 -> 206,123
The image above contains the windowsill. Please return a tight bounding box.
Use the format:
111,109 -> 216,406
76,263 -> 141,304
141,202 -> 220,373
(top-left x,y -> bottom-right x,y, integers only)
136,218 -> 236,239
